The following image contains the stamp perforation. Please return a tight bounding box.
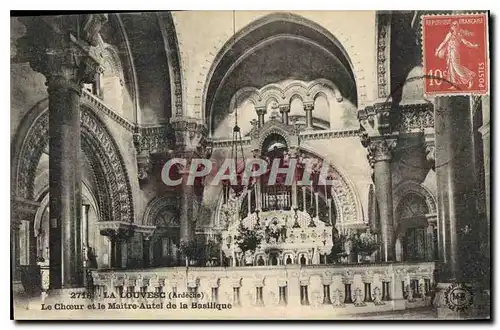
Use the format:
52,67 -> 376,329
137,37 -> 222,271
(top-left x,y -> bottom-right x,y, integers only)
420,12 -> 489,97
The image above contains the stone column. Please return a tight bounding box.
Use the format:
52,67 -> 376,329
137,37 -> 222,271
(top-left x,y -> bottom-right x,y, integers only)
170,118 -> 208,244
434,96 -> 484,283
180,184 -> 195,243
19,16 -> 106,289
314,192 -> 319,219
478,96 -> 490,244
304,103 -> 314,129
48,74 -> 87,287
279,104 -> 290,125
256,107 -> 266,127
367,137 -> 397,262
302,186 -> 307,212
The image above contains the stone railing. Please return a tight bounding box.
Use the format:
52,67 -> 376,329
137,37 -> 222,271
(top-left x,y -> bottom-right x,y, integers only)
89,261 -> 435,316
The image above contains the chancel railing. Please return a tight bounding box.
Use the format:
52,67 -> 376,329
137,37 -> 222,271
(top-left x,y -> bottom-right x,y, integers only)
89,261 -> 435,315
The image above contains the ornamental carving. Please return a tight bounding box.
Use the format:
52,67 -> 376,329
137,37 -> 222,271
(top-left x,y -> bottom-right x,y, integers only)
366,138 -> 398,166
376,13 -> 391,99
143,195 -> 180,227
170,117 -> 208,156
358,102 -> 392,136
393,180 -> 437,215
13,107 -> 134,224
396,104 -> 435,132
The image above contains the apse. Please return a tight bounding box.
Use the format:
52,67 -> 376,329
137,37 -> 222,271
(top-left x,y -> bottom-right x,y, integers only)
205,14 -> 357,135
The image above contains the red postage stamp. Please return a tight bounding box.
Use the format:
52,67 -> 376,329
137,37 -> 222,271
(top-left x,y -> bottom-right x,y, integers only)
422,13 -> 489,96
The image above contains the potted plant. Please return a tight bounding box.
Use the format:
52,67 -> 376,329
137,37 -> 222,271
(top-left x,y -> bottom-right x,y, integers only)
351,229 -> 379,263
179,236 -> 206,266
235,222 -> 263,266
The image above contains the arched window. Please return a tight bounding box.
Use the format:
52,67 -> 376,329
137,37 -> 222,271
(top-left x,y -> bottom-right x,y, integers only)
395,193 -> 437,262
151,208 -> 180,267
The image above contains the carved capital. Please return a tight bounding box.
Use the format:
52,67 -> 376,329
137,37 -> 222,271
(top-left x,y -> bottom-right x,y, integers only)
303,102 -> 314,111
17,16 -> 106,90
170,117 -> 208,156
255,106 -> 267,116
367,137 -> 397,164
358,102 -> 392,135
279,104 -> 290,113
97,221 -> 135,241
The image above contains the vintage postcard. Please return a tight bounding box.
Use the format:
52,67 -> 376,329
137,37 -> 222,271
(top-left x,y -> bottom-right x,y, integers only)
10,10 -> 490,320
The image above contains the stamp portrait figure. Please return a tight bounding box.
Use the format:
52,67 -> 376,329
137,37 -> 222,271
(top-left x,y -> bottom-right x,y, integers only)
434,20 -> 479,89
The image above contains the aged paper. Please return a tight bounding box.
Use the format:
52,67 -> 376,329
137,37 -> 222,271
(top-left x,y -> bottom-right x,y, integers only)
10,10 -> 490,320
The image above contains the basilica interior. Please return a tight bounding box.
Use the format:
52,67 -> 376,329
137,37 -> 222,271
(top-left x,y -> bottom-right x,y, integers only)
10,11 -> 490,317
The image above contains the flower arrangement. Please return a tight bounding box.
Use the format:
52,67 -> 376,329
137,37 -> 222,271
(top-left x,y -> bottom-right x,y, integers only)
351,229 -> 379,255
235,221 -> 264,254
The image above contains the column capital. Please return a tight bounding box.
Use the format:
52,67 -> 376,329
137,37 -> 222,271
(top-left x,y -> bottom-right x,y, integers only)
366,137 -> 397,165
279,104 -> 290,113
16,16 -> 107,91
255,106 -> 267,116
97,221 -> 135,241
303,102 -> 314,111
170,117 -> 209,157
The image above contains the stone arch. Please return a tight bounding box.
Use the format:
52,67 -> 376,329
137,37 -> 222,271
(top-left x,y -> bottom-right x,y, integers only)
297,146 -> 364,226
143,194 -> 180,227
202,12 -> 359,131
11,100 -> 135,224
157,12 -> 184,118
101,43 -> 125,85
283,81 -> 308,104
233,87 -> 260,108
258,128 -> 292,152
307,78 -> 343,102
393,180 -> 437,217
257,84 -> 285,108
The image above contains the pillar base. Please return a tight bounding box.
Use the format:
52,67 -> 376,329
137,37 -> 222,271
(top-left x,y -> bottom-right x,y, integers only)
433,283 -> 490,319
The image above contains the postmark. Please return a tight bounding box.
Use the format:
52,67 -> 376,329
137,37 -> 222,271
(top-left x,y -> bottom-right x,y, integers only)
444,283 -> 474,312
422,13 -> 489,96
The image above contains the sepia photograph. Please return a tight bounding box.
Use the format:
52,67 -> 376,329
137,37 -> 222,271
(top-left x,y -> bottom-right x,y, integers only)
9,9 -> 491,320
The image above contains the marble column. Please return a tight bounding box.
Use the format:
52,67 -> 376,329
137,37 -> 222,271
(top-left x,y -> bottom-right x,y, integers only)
478,96 -> 490,245
368,137 -> 397,262
279,104 -> 290,125
302,187 -> 307,212
180,184 -> 195,243
20,16 -> 106,289
48,74 -> 85,288
434,96 -> 484,283
256,107 -> 266,128
304,103 -> 314,129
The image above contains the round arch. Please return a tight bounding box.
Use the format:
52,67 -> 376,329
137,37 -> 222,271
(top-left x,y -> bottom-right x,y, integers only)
142,194 -> 180,227
202,12 -> 359,132
297,146 -> 364,227
11,100 -> 135,224
393,180 -> 437,217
